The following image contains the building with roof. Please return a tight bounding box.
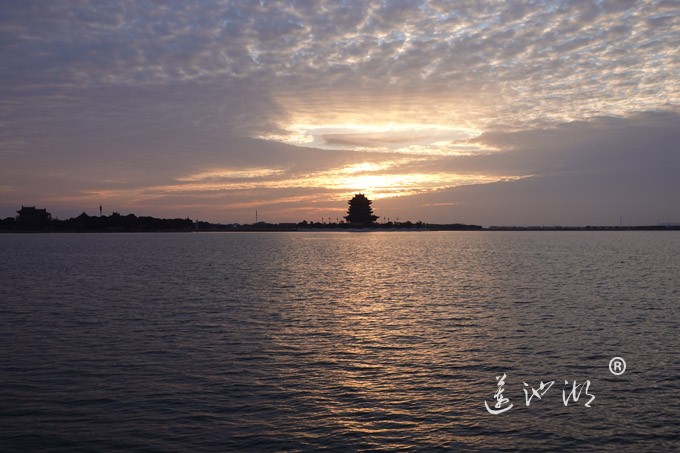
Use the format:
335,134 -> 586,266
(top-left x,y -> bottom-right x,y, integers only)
16,205 -> 52,229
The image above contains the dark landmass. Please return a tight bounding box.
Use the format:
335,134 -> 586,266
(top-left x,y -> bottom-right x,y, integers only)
488,225 -> 680,231
198,220 -> 483,231
2,209 -> 194,232
2,206 -> 678,232
2,207 -> 483,232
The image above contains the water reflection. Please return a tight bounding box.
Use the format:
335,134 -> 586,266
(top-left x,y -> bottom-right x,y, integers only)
0,232 -> 678,450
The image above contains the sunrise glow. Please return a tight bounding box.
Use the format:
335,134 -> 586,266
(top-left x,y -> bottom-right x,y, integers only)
0,1 -> 677,224
261,121 -> 484,155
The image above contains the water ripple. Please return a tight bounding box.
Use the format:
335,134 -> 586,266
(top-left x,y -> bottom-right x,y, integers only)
1,232 -> 678,451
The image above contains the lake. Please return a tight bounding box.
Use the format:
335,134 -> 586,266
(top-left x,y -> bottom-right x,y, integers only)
1,231 -> 678,451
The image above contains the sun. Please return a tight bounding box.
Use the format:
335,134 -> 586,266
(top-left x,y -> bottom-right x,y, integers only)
333,173 -> 437,199
251,111 -> 510,200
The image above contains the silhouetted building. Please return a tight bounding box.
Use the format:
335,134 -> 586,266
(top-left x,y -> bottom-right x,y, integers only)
16,205 -> 52,229
344,194 -> 379,225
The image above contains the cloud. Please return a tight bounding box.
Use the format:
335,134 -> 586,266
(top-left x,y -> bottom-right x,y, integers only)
2,1 -> 677,136
0,1 -> 678,223
378,111 -> 680,225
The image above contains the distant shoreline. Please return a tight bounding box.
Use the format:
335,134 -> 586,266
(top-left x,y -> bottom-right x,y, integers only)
2,225 -> 679,233
6,206 -> 679,233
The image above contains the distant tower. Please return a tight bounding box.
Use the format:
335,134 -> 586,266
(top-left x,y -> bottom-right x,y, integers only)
100,204 -> 103,216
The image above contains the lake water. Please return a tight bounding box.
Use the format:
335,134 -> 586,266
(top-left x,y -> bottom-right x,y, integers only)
1,231 -> 678,451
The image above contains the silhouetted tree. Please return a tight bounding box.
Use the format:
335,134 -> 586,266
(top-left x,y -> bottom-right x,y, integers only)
344,194 -> 379,225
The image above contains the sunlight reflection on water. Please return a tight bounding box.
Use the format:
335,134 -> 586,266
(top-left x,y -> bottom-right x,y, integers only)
1,231 -> 679,451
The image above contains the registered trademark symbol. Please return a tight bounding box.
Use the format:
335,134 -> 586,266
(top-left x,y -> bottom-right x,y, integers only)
609,357 -> 626,376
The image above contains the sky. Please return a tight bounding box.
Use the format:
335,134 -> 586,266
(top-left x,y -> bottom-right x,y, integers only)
1,0 -> 678,226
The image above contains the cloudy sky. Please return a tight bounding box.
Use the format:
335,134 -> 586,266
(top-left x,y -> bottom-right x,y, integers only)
1,0 -> 678,225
